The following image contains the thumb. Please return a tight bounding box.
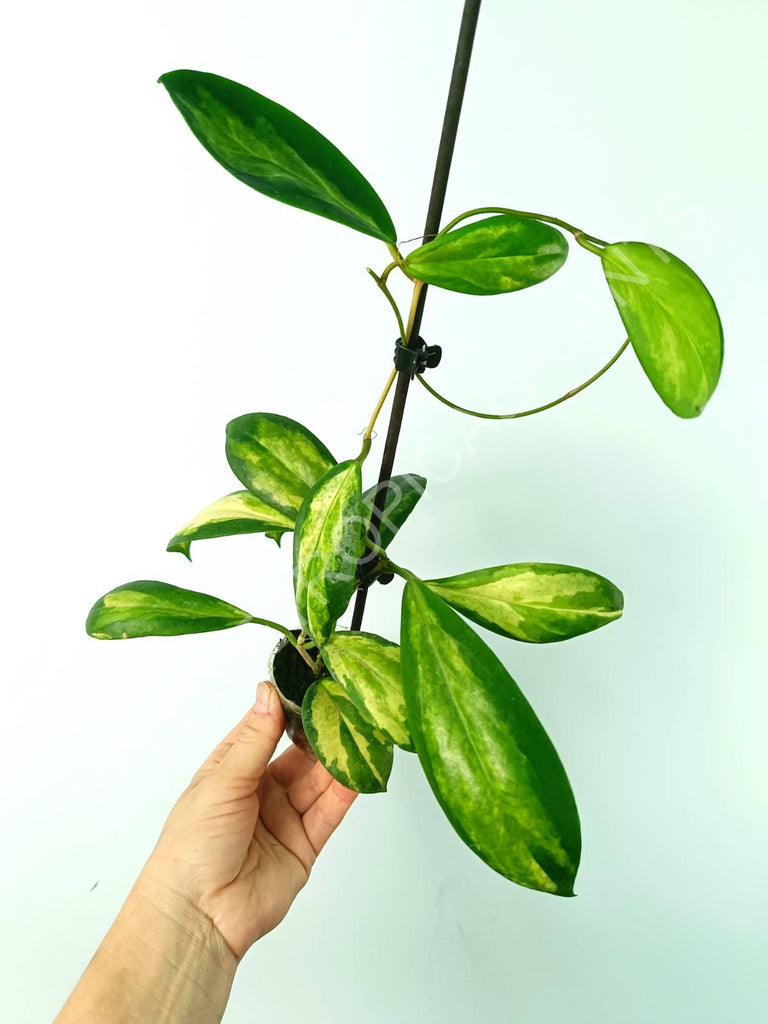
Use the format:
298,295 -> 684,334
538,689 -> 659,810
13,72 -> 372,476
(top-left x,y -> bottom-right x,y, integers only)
216,682 -> 285,790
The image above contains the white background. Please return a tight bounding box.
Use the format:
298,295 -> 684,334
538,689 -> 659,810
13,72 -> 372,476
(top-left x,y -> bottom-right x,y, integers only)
2,1 -> 766,1021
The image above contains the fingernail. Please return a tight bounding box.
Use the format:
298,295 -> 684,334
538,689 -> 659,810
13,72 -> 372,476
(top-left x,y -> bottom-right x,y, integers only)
255,681 -> 273,715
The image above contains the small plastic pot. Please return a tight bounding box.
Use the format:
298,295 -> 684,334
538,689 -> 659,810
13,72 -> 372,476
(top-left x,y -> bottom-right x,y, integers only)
268,630 -> 318,755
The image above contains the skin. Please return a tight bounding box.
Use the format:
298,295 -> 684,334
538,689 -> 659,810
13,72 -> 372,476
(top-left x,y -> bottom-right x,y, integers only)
56,681 -> 357,1024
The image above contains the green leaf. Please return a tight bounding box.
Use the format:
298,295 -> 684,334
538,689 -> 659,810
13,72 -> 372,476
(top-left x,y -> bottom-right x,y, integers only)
361,474 -> 426,550
404,215 -> 568,295
293,460 -> 365,646
226,413 -> 335,518
86,581 -> 253,639
167,472 -> 427,561
321,631 -> 412,750
401,579 -> 581,895
167,490 -> 294,559
302,677 -> 393,793
426,563 -> 623,643
602,242 -> 723,418
159,70 -> 397,243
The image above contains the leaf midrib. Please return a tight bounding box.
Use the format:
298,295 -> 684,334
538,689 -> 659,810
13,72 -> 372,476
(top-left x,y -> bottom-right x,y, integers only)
410,251 -> 559,268
114,599 -> 247,622
300,464 -> 359,626
440,588 -> 620,618
412,599 -> 496,794
204,106 -> 378,234
327,687 -> 387,788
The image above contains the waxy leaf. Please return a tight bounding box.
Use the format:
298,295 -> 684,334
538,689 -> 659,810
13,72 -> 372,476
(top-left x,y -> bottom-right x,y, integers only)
322,631 -> 412,749
602,242 -> 723,418
86,581 -> 253,639
302,676 -> 393,793
426,563 -> 623,643
226,413 -> 335,518
159,70 -> 397,243
404,215 -> 568,295
401,580 -> 581,895
362,473 -> 426,550
167,490 -> 294,559
293,460 -> 365,646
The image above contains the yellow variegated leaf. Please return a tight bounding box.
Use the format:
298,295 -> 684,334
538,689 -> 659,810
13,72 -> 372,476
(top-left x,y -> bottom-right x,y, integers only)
159,70 -> 397,243
321,631 -> 412,750
226,413 -> 335,517
167,490 -> 294,559
602,242 -> 723,418
86,581 -> 254,639
302,677 -> 393,793
293,460 -> 365,646
401,579 -> 581,895
404,215 -> 568,295
426,562 -> 623,643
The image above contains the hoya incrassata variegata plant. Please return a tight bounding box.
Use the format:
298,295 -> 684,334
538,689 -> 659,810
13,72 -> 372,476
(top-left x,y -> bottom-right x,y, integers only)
87,70 -> 723,897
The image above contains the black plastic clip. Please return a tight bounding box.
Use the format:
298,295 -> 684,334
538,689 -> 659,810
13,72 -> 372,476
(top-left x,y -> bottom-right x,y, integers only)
393,336 -> 442,379
355,555 -> 394,589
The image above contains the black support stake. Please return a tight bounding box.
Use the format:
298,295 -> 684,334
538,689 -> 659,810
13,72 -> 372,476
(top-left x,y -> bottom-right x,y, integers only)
350,0 -> 482,631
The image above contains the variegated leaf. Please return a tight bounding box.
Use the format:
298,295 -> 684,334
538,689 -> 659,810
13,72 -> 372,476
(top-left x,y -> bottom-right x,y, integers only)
361,473 -> 426,550
602,242 -> 723,418
321,631 -> 412,750
226,413 -> 335,517
426,563 -> 623,643
86,581 -> 253,639
167,490 -> 294,559
159,70 -> 397,243
302,676 -> 393,793
293,460 -> 365,646
404,215 -> 568,295
401,579 -> 581,895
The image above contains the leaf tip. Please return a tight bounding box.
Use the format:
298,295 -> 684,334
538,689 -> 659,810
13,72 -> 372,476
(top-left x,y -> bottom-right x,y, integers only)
167,538 -> 192,561
158,69 -> 190,88
673,402 -> 706,420
611,584 -> 625,616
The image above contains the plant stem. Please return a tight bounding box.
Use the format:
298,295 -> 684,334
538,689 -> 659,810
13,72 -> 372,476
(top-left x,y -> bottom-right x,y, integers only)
297,631 -> 323,675
417,338 -> 631,420
574,232 -> 605,255
379,260 -> 402,287
367,268 -> 407,341
404,280 -> 425,338
350,0 -> 482,632
382,557 -> 419,584
361,367 -> 398,445
434,206 -> 608,249
250,617 -> 321,673
249,616 -> 297,642
363,538 -> 419,583
386,242 -> 403,264
363,536 -> 388,559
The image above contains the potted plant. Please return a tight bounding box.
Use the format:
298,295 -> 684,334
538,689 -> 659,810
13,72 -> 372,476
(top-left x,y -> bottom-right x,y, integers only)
86,65 -> 722,899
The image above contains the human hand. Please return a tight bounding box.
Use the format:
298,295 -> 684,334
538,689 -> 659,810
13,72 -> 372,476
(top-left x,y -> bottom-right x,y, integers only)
137,681 -> 357,961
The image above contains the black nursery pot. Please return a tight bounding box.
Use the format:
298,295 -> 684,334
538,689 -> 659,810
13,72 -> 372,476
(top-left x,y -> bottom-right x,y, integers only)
268,630 -> 317,755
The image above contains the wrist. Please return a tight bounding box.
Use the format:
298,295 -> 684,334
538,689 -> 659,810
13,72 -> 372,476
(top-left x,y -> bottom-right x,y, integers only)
126,870 -> 239,980
115,875 -> 238,1024
58,872 -> 237,1024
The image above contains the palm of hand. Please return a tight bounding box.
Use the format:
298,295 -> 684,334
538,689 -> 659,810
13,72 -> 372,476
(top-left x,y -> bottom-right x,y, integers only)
144,697 -> 356,961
